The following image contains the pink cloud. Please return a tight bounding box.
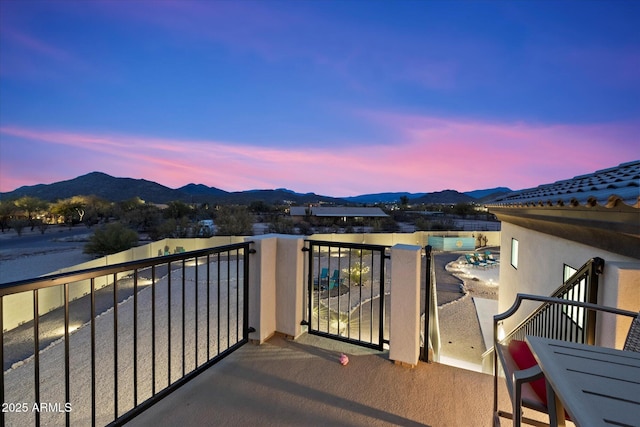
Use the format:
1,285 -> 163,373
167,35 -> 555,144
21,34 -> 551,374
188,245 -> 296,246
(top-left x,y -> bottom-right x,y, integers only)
354,113 -> 638,192
1,118 -> 637,197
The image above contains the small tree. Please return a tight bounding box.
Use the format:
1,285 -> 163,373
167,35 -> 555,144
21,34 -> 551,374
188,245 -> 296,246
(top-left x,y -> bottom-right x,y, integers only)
164,201 -> 193,220
9,219 -> 29,236
0,200 -> 17,232
14,196 -> 48,230
36,219 -> 49,234
51,198 -> 85,226
84,222 -> 139,256
215,206 -> 254,236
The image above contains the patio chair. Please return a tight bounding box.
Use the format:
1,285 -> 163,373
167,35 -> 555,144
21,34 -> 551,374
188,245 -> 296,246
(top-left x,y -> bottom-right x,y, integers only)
313,268 -> 329,288
493,293 -> 640,426
328,269 -> 343,290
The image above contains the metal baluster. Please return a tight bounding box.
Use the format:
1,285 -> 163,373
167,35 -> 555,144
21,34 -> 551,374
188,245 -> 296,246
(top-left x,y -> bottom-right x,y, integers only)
90,278 -> 96,427
314,245 -> 319,332
337,247 -> 341,338
227,252 -> 230,349
64,283 -> 70,427
326,245 -> 331,334
376,249 -> 382,348
133,270 -> 138,406
113,273 -> 118,420
217,253 -> 221,356
347,248 -> 352,339
236,249 -> 240,345
34,289 -> 40,427
181,260 -> 186,377
370,249 -> 374,344
195,256 -> 199,368
151,265 -> 156,396
206,254 -> 211,361
167,263 -> 172,385
358,248 -> 363,342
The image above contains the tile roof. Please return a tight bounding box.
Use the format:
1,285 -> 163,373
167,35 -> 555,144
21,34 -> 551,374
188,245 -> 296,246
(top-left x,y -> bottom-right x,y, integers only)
487,161 -> 640,258
489,160 -> 640,208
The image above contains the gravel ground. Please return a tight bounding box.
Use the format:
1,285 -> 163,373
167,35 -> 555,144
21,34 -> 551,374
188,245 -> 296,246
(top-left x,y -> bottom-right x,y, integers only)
437,253 -> 499,368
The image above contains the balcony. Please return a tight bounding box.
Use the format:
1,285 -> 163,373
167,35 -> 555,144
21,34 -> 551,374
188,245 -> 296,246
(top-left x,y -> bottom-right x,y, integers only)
126,332 -> 520,427
1,232 -> 553,426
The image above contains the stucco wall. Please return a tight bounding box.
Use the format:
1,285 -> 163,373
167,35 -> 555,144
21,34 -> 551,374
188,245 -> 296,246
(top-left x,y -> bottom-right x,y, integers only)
499,222 -> 640,343
309,231 -> 500,249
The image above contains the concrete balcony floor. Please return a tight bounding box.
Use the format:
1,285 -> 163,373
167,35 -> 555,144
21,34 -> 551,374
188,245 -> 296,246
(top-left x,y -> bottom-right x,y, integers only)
127,333 -> 534,427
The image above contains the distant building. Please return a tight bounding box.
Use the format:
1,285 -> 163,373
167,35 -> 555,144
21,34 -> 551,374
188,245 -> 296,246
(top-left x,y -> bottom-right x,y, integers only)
289,206 -> 388,224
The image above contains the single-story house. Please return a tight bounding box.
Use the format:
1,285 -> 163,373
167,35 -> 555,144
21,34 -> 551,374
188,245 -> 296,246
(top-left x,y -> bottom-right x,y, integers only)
289,206 -> 388,223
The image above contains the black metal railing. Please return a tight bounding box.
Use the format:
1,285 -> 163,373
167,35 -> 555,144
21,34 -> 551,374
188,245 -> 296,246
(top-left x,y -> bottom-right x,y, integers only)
302,240 -> 390,350
0,242 -> 253,427
499,257 -> 604,345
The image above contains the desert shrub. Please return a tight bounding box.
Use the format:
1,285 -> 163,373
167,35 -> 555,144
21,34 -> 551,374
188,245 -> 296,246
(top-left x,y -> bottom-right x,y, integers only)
36,219 -> 49,234
376,217 -> 399,232
9,219 -> 29,236
342,262 -> 370,285
84,222 -> 139,256
296,221 -> 313,235
268,216 -> 295,234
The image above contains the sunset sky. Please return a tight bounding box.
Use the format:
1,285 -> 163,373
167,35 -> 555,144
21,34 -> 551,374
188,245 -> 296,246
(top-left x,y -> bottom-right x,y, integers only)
1,0 -> 638,197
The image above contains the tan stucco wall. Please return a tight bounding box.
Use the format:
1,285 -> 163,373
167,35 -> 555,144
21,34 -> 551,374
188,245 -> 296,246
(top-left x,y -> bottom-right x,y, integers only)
499,222 -> 640,340
309,231 -> 500,248
599,263 -> 640,348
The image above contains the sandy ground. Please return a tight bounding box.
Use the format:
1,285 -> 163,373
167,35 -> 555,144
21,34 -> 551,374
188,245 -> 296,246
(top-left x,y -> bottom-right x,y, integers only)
0,228 -> 93,283
437,254 -> 499,369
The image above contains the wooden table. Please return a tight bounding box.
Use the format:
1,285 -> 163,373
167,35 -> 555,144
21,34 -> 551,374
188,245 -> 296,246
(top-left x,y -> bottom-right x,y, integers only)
525,336 -> 640,427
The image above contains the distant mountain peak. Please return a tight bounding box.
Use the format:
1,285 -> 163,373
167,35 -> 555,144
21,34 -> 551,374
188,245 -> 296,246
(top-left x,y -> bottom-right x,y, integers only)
0,173 -> 516,206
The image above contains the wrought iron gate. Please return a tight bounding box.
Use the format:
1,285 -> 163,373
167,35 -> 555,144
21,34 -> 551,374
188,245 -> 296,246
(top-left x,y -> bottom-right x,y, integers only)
303,240 -> 389,350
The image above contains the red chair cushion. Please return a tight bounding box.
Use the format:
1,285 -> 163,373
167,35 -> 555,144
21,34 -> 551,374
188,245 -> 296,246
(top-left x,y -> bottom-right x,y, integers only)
508,340 -> 549,404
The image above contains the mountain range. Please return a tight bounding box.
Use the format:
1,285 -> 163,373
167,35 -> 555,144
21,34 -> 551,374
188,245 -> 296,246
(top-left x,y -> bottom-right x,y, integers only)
0,172 -> 511,205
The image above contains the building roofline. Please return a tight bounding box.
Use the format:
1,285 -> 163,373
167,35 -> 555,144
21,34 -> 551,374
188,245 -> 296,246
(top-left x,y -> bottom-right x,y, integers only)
488,195 -> 640,259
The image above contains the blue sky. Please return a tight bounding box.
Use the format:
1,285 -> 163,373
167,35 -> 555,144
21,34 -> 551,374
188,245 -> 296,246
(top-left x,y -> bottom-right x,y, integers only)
1,0 -> 638,197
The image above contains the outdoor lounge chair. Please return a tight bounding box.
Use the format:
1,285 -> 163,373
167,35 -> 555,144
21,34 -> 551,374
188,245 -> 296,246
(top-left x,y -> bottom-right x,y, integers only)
465,253 -> 487,268
313,268 -> 329,288
475,252 -> 496,267
493,293 -> 640,426
328,269 -> 343,289
484,251 -> 500,265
